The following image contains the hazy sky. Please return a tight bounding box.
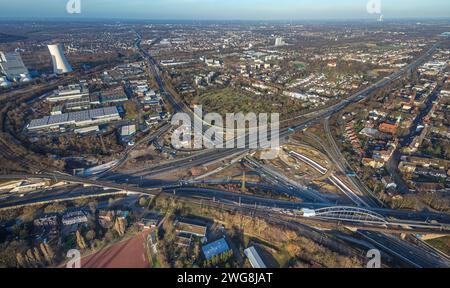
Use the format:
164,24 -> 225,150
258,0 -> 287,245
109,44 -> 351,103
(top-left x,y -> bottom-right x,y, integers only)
1,0 -> 449,20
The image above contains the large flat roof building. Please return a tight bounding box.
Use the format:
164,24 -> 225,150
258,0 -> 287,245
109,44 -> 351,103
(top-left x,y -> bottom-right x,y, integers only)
47,83 -> 90,102
27,106 -> 121,131
64,96 -> 91,111
0,51 -> 30,82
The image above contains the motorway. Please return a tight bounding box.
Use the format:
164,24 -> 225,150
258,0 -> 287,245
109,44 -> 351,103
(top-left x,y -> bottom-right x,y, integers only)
0,173 -> 161,197
1,171 -> 450,267
66,38 -> 450,267
2,173 -> 450,230
130,34 -> 448,267
103,148 -> 248,181
100,38 -> 440,182
135,34 -> 184,113
357,230 -> 449,268
0,35 -> 446,267
0,184 -> 133,210
118,36 -> 441,181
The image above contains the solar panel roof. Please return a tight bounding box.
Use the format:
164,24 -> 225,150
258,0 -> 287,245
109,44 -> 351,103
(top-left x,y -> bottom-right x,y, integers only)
47,114 -> 69,125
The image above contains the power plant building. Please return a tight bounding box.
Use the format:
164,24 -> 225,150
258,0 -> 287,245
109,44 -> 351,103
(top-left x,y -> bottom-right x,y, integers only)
48,43 -> 73,74
0,51 -> 31,82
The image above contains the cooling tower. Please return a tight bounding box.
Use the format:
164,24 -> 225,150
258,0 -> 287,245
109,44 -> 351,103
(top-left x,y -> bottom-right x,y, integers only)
48,43 -> 73,74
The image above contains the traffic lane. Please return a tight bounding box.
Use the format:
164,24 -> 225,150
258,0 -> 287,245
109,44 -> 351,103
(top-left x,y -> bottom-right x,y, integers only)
0,188 -> 121,209
2,173 -> 449,227
358,231 -> 449,268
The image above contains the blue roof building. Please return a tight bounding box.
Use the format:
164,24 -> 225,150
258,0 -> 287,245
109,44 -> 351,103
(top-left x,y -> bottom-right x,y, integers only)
202,238 -> 230,260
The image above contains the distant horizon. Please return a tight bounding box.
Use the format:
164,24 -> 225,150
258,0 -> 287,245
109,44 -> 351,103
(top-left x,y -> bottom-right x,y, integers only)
1,16 -> 450,23
1,0 -> 450,21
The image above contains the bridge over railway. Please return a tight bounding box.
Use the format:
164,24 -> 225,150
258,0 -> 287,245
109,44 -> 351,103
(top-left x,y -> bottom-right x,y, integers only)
306,206 -> 388,225
302,206 -> 450,232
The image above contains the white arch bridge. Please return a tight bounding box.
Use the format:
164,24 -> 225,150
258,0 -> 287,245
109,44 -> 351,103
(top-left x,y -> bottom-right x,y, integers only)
305,206 -> 388,225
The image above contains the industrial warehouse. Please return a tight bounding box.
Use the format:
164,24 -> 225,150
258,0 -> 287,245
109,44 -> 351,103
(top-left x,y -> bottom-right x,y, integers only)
46,83 -> 90,102
27,106 -> 122,132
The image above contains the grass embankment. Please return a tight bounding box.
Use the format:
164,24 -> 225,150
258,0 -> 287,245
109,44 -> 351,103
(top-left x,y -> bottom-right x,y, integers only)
426,236 -> 450,256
